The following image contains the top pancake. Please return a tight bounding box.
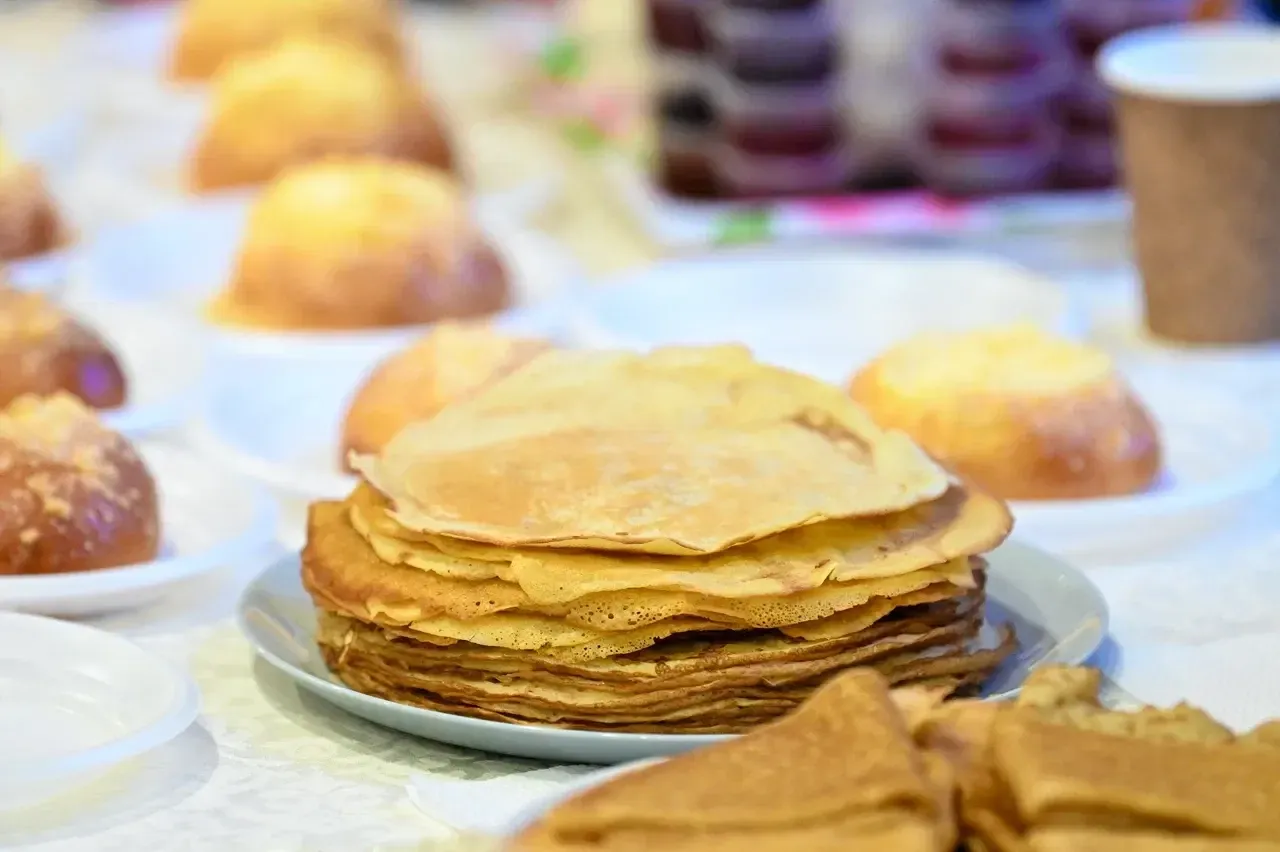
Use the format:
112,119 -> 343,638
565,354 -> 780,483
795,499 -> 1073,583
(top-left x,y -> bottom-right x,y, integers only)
351,346 -> 950,555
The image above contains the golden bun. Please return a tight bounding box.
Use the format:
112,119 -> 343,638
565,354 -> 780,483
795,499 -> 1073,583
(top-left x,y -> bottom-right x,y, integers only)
0,285 -> 127,410
189,36 -> 451,192
169,0 -> 405,82
0,144 -> 66,260
210,158 -> 508,331
0,393 -> 160,576
340,321 -> 552,466
848,325 -> 1161,501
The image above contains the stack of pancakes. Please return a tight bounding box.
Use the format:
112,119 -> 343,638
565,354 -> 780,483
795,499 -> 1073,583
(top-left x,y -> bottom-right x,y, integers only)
304,345 -> 1018,733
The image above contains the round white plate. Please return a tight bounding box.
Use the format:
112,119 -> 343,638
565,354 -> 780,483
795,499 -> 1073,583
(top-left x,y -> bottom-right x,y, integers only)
567,244 -> 1084,385
189,350 -> 384,501
188,296 -> 568,500
80,191 -> 580,360
494,760 -> 662,839
0,612 -> 200,814
238,539 -> 1107,764
0,442 -> 279,617
1010,368 -> 1280,560
53,296 -> 210,437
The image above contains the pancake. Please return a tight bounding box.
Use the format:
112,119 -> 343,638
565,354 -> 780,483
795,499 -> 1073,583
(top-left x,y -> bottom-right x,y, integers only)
348,480 -> 1008,600
351,346 -> 951,555
305,500 -> 984,645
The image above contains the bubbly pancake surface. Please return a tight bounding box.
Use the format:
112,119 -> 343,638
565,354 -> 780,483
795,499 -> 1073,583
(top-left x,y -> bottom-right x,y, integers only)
353,346 -> 952,554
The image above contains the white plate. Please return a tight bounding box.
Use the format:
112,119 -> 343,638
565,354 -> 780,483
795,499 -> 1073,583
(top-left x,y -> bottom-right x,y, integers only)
0,442 -> 279,616
0,612 -> 200,813
496,760 -> 661,838
1010,368 -> 1280,560
80,191 -> 581,360
567,244 -> 1083,385
55,296 -> 210,437
187,303 -> 571,501
238,539 -> 1107,764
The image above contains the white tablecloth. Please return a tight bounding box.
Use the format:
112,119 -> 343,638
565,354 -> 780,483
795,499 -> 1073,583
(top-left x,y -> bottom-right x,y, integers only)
6,2 -> 1280,850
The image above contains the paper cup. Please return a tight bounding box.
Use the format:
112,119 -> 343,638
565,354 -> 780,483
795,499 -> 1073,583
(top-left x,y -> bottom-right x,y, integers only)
1099,24 -> 1280,343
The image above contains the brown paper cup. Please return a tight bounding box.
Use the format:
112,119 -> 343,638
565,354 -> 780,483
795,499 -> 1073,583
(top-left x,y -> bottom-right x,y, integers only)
1100,24 -> 1280,344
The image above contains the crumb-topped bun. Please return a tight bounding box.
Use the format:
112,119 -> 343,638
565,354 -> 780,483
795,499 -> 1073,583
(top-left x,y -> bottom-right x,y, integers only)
169,0 -> 405,82
340,321 -> 552,466
849,325 -> 1161,501
189,36 -> 451,192
209,158 -> 509,330
0,284 -> 127,410
0,139 -> 66,261
0,394 -> 160,575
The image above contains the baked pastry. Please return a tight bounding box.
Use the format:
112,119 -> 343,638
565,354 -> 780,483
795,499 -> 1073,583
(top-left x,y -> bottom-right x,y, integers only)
169,0 -> 406,82
0,139 -> 66,261
340,322 -> 552,465
848,325 -> 1161,501
0,393 -> 160,575
0,284 -> 127,410
189,36 -> 452,192
208,158 -> 509,330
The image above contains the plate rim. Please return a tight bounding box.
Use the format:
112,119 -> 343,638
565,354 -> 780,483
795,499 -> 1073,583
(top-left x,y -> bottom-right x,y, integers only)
237,538 -> 1107,757
0,611 -> 202,783
0,443 -> 280,609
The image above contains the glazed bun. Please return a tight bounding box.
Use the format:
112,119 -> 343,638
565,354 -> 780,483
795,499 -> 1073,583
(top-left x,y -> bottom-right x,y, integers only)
209,158 -> 509,330
169,0 -> 405,81
0,140 -> 66,261
849,325 -> 1161,501
189,36 -> 451,192
0,394 -> 160,575
340,322 -> 552,466
0,285 -> 127,410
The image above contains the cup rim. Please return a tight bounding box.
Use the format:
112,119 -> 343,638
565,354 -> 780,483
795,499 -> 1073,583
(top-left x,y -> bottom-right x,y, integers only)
1098,22 -> 1280,104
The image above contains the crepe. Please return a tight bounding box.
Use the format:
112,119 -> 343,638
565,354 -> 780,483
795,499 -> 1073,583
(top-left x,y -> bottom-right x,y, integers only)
348,481 -> 1011,599
515,666 -> 1280,851
512,670 -> 956,850
351,346 -> 951,555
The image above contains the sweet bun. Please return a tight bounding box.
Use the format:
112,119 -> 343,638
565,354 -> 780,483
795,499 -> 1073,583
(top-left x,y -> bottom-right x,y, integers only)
169,0 -> 405,81
340,321 -> 552,466
0,393 -> 160,576
209,158 -> 509,330
0,284 -> 127,410
848,325 -> 1161,501
0,140 -> 66,261
189,36 -> 451,192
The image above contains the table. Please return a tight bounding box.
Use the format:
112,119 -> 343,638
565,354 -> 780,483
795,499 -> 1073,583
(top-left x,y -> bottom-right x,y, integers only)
6,2 -> 1280,850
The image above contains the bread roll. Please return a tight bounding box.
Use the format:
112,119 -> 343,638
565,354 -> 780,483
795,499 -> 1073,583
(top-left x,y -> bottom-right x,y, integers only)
0,140 -> 66,260
209,158 -> 508,330
849,325 -> 1161,501
0,394 -> 160,575
169,0 -> 405,81
340,321 -> 551,465
189,36 -> 451,192
0,285 -> 127,410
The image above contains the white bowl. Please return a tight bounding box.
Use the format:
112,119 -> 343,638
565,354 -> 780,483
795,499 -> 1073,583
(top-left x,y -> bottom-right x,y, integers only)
568,243 -> 1084,385
0,612 -> 200,814
80,191 -> 581,361
0,442 -> 279,616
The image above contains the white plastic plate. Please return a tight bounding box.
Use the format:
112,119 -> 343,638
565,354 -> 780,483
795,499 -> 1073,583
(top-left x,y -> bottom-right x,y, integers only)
58,296 -> 209,437
81,191 -> 580,361
1011,368 -> 1280,560
0,442 -> 279,616
238,540 -> 1106,764
567,244 -> 1084,385
0,612 -> 200,814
